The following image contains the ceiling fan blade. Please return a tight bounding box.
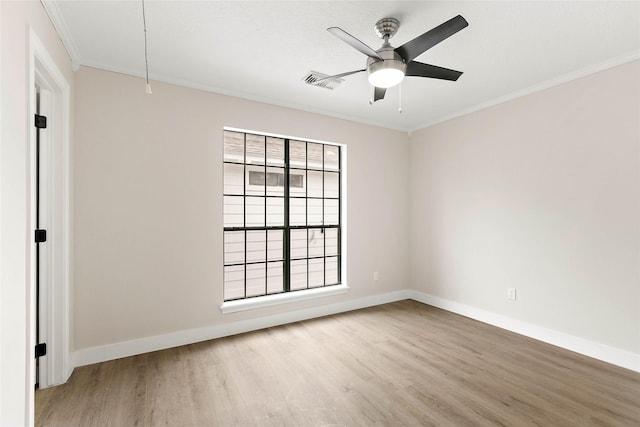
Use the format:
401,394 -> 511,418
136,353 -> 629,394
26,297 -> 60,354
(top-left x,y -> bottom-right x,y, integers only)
405,61 -> 463,81
373,87 -> 386,102
328,27 -> 383,60
395,15 -> 468,62
314,69 -> 366,83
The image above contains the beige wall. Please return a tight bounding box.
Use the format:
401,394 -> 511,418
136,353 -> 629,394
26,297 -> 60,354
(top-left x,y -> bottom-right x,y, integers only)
409,60 -> 640,354
0,1 -> 73,425
73,66 -> 410,350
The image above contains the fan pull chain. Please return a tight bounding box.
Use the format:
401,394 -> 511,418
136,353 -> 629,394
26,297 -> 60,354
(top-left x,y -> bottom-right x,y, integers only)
398,83 -> 402,113
142,0 -> 152,94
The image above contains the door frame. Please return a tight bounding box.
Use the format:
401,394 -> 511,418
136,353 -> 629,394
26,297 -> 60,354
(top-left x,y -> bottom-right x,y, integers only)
29,28 -> 71,393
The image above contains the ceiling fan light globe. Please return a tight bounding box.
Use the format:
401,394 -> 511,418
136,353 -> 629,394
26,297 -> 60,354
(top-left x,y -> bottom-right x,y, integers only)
368,68 -> 404,88
367,55 -> 406,88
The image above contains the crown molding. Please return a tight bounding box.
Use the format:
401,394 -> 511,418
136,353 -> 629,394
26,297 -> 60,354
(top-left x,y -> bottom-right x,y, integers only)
411,50 -> 640,132
40,0 -> 81,69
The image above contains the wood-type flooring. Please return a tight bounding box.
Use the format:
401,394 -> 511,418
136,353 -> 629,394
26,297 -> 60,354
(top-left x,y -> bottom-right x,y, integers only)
35,300 -> 640,426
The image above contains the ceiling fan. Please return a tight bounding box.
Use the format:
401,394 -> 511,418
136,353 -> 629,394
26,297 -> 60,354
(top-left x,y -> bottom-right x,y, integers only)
318,15 -> 468,103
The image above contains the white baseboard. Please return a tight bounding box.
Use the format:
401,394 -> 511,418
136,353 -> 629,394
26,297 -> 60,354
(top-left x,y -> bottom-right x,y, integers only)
72,288 -> 639,374
72,290 -> 410,368
408,290 -> 640,373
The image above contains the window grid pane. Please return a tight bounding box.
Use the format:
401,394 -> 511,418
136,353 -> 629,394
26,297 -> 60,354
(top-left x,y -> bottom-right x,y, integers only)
266,197 -> 285,226
224,265 -> 245,300
326,257 -> 339,285
245,196 -> 265,226
246,263 -> 266,297
246,230 -> 266,263
308,228 -> 324,258
267,230 -> 283,262
290,260 -> 307,291
266,137 -> 284,167
224,231 -> 245,265
223,196 -> 244,228
308,258 -> 324,288
245,134 -> 265,165
267,262 -> 284,294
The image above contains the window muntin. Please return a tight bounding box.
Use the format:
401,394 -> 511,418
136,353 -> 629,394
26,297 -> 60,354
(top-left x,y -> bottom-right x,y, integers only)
223,130 -> 342,301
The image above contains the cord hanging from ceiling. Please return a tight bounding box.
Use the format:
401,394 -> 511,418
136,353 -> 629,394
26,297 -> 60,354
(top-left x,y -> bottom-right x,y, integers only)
142,0 -> 152,94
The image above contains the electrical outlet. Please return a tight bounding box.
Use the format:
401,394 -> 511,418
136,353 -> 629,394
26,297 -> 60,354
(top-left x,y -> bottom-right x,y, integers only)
507,288 -> 517,301
373,272 -> 379,281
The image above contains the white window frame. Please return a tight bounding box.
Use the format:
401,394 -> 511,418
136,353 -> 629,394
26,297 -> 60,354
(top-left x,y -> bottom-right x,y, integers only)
221,127 -> 348,313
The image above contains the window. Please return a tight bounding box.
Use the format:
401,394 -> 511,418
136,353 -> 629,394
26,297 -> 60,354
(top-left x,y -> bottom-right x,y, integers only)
223,130 -> 342,302
248,171 -> 303,188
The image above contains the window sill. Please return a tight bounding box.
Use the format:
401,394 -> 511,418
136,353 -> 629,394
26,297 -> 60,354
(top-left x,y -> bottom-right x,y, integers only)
220,284 -> 349,314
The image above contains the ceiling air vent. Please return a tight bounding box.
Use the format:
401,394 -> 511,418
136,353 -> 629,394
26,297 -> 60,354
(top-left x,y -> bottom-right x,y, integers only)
303,71 -> 343,90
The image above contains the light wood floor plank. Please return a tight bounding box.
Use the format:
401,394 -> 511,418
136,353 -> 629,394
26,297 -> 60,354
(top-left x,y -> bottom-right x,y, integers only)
36,300 -> 640,426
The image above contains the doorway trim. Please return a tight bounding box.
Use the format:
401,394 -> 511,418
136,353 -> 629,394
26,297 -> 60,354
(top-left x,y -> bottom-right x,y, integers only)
29,28 -> 71,392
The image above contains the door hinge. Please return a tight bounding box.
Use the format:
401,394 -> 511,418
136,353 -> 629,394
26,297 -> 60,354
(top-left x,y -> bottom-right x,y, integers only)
34,114 -> 47,129
35,229 -> 47,243
35,343 -> 47,358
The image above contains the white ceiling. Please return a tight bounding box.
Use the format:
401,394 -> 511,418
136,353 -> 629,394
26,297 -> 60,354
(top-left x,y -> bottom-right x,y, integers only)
44,1 -> 640,132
